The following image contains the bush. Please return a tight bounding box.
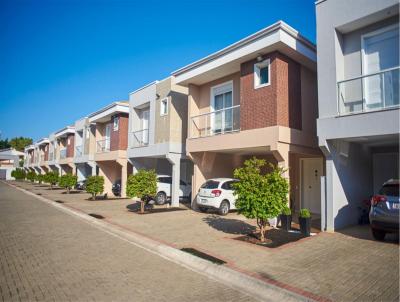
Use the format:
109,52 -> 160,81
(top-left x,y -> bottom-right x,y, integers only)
299,208 -> 311,219
58,173 -> 77,194
11,168 -> 26,180
44,171 -> 59,189
36,174 -> 45,184
126,169 -> 157,213
233,157 -> 289,242
26,171 -> 36,183
86,176 -> 104,200
282,205 -> 291,216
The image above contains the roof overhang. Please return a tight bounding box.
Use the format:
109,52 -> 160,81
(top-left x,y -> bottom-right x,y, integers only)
171,21 -> 316,86
36,138 -> 50,146
55,126 -> 75,139
25,144 -> 35,151
88,102 -> 129,123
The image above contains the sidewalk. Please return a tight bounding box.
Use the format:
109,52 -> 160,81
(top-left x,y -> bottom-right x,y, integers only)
11,181 -> 400,302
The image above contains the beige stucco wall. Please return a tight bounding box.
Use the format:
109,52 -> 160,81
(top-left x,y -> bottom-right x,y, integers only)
155,77 -> 172,144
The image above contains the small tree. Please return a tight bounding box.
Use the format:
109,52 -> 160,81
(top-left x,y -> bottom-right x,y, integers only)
26,171 -> 36,183
36,173 -> 45,184
45,171 -> 59,189
11,168 -> 26,181
86,176 -> 104,200
126,169 -> 157,213
233,157 -> 289,242
58,173 -> 77,194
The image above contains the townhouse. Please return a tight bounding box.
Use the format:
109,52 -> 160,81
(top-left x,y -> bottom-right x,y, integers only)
88,102 -> 130,197
36,137 -> 50,173
73,117 -> 97,181
127,77 -> 192,206
172,21 -> 323,222
24,144 -> 35,171
0,148 -> 24,180
316,0 -> 399,231
54,126 -> 75,175
47,132 -> 61,174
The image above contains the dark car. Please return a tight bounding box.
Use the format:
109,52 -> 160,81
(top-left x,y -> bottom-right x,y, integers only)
369,179 -> 399,241
112,179 -> 121,197
75,179 -> 87,190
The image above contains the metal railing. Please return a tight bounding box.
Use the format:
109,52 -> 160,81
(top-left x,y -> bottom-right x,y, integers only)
96,138 -> 110,153
75,145 -> 83,157
130,129 -> 149,148
190,105 -> 240,138
337,66 -> 399,115
60,148 -> 67,159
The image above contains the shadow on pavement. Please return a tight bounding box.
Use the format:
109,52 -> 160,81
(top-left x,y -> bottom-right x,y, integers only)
337,225 -> 399,244
202,215 -> 256,235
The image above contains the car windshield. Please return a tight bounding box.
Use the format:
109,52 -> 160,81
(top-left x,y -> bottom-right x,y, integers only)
380,184 -> 399,197
201,180 -> 220,189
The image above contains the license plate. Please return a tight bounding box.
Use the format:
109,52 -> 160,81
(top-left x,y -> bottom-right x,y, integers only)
201,199 -> 207,204
393,203 -> 400,209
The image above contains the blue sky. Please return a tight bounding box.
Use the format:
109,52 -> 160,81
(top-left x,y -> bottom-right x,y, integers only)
0,0 -> 316,141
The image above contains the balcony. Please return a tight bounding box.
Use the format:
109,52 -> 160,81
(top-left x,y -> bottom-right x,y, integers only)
96,138 -> 110,153
60,148 -> 67,159
338,67 -> 399,115
75,145 -> 83,157
49,152 -> 54,161
130,129 -> 149,148
189,105 -> 240,139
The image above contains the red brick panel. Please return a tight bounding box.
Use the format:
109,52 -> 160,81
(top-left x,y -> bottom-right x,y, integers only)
110,113 -> 129,151
66,134 -> 75,158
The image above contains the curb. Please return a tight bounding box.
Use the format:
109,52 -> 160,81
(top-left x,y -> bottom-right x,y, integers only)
4,181 -> 323,302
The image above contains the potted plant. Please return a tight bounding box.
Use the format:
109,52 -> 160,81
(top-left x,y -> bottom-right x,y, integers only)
299,208 -> 311,236
280,205 -> 292,231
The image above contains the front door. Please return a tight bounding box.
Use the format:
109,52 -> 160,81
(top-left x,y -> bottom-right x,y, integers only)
301,158 -> 323,215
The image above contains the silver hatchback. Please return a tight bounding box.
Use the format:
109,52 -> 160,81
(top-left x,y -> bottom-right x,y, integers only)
369,179 -> 400,241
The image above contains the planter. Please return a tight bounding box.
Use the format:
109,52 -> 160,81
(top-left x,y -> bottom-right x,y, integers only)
280,214 -> 292,231
299,217 -> 311,236
268,217 -> 278,228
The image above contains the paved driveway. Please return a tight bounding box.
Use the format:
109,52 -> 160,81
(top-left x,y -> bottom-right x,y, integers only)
0,182 -> 256,302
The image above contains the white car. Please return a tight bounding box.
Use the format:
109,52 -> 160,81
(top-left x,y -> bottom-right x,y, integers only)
154,175 -> 192,205
196,178 -> 238,215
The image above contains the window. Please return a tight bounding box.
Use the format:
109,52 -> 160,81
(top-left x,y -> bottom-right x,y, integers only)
113,116 -> 119,131
67,138 -> 70,145
160,98 -> 168,116
158,177 -> 172,184
254,59 -> 270,88
85,127 -> 90,139
211,81 -> 234,134
200,180 -> 220,189
221,180 -> 238,190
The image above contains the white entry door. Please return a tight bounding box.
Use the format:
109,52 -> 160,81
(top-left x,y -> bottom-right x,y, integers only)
141,110 -> 149,144
301,158 -> 323,215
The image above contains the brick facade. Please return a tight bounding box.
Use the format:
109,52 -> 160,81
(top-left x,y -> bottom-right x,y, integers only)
66,134 -> 75,158
110,113 -> 129,151
240,51 -> 301,131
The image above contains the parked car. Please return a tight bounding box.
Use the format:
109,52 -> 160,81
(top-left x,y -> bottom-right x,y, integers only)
154,175 -> 191,205
369,179 -> 399,241
112,179 -> 121,197
75,179 -> 87,191
196,178 -> 238,215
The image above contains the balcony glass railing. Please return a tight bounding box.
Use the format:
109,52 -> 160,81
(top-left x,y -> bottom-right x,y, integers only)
130,129 -> 149,148
60,148 -> 67,159
337,66 -> 399,115
190,105 -> 240,139
75,145 -> 83,157
96,138 -> 110,153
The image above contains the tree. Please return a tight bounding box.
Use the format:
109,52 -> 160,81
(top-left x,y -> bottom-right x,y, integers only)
126,169 -> 157,214
0,138 -> 10,149
35,173 -> 45,184
58,173 -> 77,194
86,176 -> 104,200
44,171 -> 59,189
9,137 -> 33,152
11,168 -> 26,181
232,157 -> 289,242
26,171 -> 36,183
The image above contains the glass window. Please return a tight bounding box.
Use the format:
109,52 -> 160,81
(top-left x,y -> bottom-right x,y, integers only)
254,59 -> 271,88
221,180 -> 238,190
380,184 -> 399,197
158,177 -> 172,184
160,98 -> 168,116
200,180 -> 220,189
113,116 -> 119,131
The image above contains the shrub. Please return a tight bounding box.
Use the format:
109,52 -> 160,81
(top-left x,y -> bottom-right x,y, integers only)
26,171 -> 36,183
44,171 -> 59,189
282,205 -> 291,216
233,157 -> 289,242
58,173 -> 77,194
36,173 -> 45,184
11,168 -> 26,180
86,176 -> 104,200
299,208 -> 311,219
126,169 -> 157,213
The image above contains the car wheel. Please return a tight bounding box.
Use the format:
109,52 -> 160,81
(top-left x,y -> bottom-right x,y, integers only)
218,200 -> 230,216
198,206 -> 208,213
371,228 -> 386,241
155,192 -> 167,205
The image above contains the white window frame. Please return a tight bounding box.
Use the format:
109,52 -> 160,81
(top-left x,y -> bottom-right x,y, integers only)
254,59 -> 271,89
210,81 -> 233,111
160,97 -> 169,116
85,127 -> 90,140
113,116 -> 119,131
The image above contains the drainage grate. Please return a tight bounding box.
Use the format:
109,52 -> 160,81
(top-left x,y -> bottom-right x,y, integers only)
54,200 -> 64,204
88,213 -> 105,219
180,248 -> 226,265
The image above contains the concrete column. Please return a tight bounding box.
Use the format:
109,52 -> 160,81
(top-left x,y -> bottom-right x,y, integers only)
167,153 -> 181,208
120,159 -> 128,198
